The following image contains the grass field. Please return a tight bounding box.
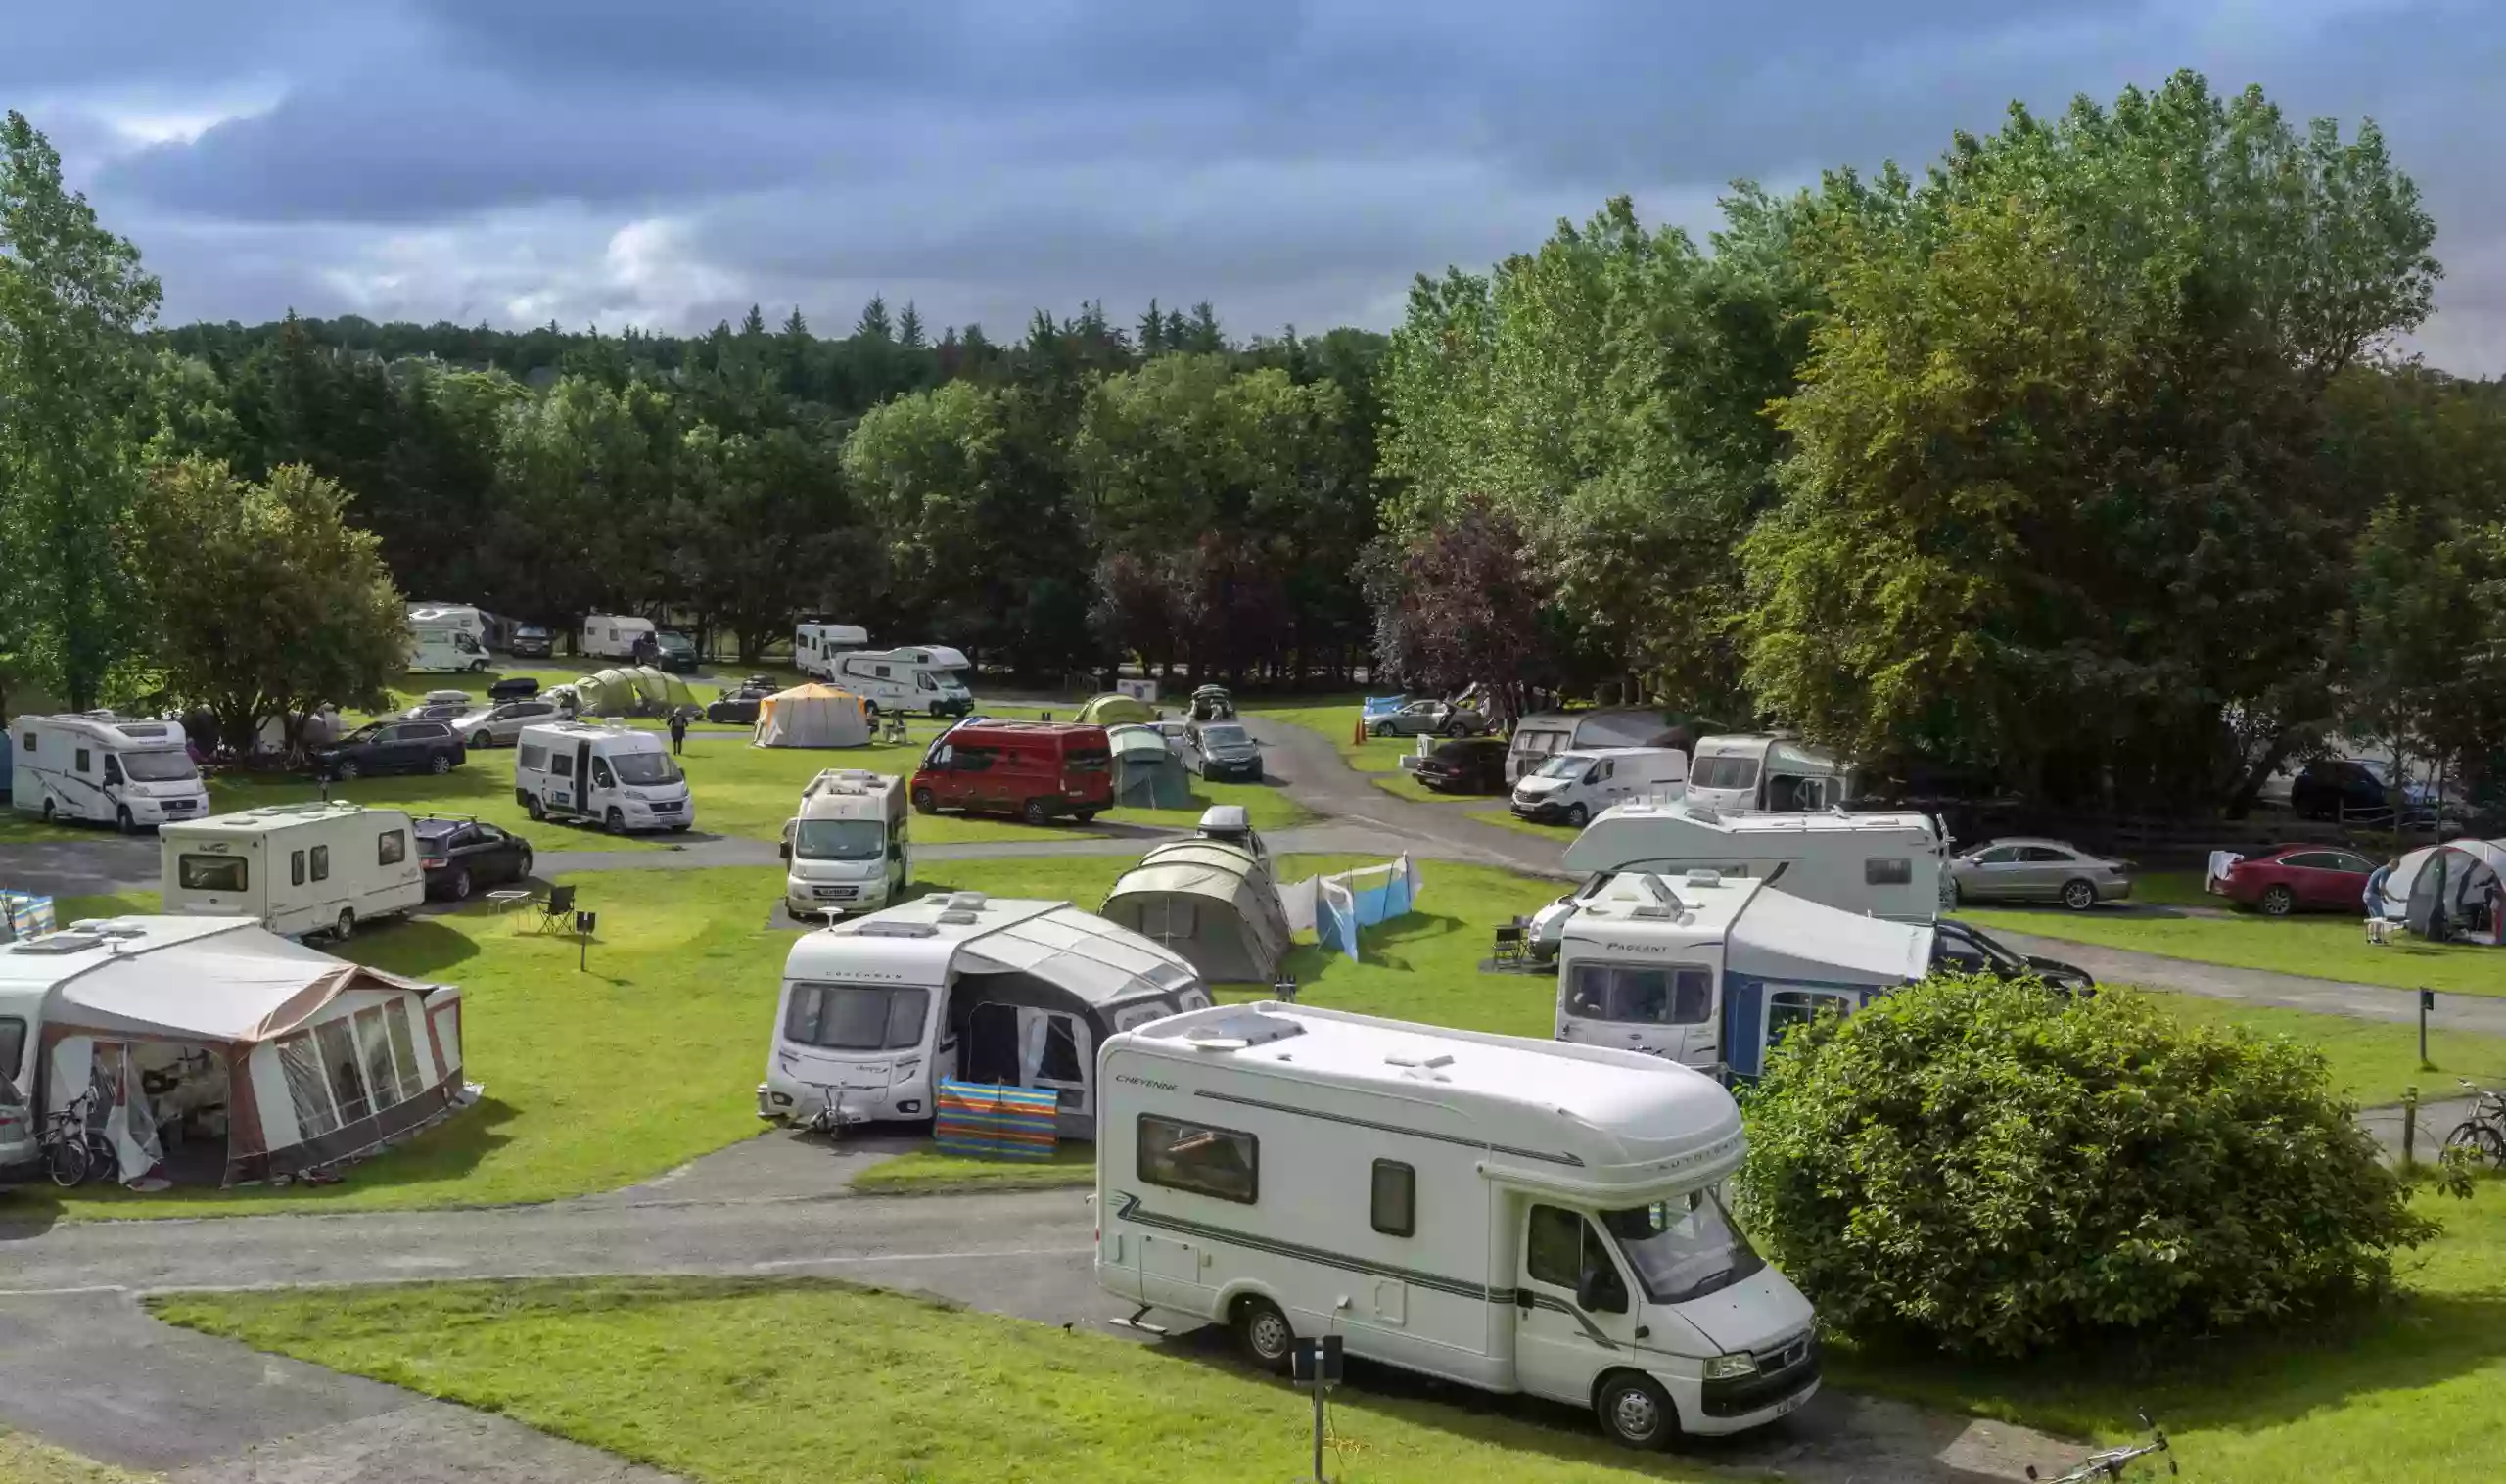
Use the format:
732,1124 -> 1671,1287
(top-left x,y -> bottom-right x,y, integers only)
151,1277 -> 1727,1484
2136,991 -> 2506,1107
0,1430 -> 152,1484
1466,805 -> 1574,840
848,1140 -> 1097,1192
1963,905 -> 2506,997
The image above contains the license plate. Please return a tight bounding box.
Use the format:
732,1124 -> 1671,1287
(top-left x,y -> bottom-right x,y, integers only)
814,886 -> 857,900
1770,1386 -> 1812,1418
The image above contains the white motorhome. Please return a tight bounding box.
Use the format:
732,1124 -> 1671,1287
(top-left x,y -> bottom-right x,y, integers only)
407,622 -> 491,673
792,622 -> 872,679
826,646 -> 975,719
757,893 -> 1209,1136
1685,733 -> 1848,813
1507,710 -> 1668,784
10,713 -> 209,831
1554,872 -> 1933,1080
1510,746 -> 1687,828
406,602 -> 488,637
1095,1002 -> 1821,1448
580,615 -> 657,661
513,722 -> 693,833
1560,799 -> 1951,921
780,770 -> 910,921
160,802 -> 426,940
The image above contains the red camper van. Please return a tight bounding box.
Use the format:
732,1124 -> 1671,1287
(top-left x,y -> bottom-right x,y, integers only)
910,720 -> 1113,826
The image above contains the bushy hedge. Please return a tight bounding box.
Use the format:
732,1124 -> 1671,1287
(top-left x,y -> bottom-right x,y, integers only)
1733,975 -> 2436,1356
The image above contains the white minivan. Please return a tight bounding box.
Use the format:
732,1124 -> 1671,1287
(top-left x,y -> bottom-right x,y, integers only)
514,722 -> 694,833
1511,746 -> 1686,828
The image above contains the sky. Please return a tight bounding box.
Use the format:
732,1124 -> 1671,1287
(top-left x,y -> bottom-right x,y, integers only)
9,0 -> 2501,372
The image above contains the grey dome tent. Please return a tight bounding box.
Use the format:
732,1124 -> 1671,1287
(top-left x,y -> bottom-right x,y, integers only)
1106,724 -> 1192,809
1100,834 -> 1292,984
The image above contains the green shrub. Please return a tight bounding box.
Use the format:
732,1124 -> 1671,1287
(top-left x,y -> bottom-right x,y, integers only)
1732,974 -> 2436,1357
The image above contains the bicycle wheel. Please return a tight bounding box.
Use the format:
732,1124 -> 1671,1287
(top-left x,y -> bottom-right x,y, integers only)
2441,1120 -> 2506,1168
45,1140 -> 89,1188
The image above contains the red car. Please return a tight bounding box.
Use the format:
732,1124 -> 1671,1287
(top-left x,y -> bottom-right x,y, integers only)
2212,845 -> 2378,916
910,720 -> 1112,826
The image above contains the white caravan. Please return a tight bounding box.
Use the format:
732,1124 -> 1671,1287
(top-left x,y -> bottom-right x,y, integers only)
826,646 -> 975,718
1095,1002 -> 1820,1448
780,770 -> 910,921
1554,872 -> 1933,1080
792,622 -> 872,679
1507,709 -> 1669,784
1510,746 -> 1687,828
407,621 -> 490,673
757,893 -> 1208,1136
1561,799 -> 1951,921
160,802 -> 426,940
10,713 -> 209,831
513,722 -> 693,833
1685,733 -> 1848,813
580,615 -> 657,661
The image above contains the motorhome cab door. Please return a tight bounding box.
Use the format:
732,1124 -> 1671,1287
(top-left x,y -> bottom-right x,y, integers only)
1513,1203 -> 1646,1404
1555,948 -> 1725,1070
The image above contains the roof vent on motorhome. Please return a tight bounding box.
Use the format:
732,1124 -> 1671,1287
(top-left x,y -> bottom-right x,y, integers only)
1172,1009 -> 1306,1048
945,892 -> 988,911
1684,869 -> 1724,888
9,932 -> 104,954
1384,1053 -> 1457,1070
857,920 -> 938,939
936,910 -> 978,925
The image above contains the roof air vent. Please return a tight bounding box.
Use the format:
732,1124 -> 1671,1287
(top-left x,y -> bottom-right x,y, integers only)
9,931 -> 105,954
856,920 -> 938,939
945,892 -> 988,912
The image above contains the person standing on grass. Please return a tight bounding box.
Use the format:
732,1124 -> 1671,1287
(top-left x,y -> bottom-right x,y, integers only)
668,708 -> 689,756
2364,857 -> 2396,918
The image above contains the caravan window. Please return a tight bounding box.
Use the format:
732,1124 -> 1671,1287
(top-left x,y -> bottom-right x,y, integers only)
178,855 -> 249,892
1565,963 -> 1713,1025
17,731 -> 31,753
311,845 -> 330,882
0,1016 -> 25,1088
1689,755 -> 1759,791
1865,858 -> 1912,885
277,1033 -> 342,1138
316,1018 -> 370,1123
1137,1114 -> 1257,1204
291,850 -> 306,887
1371,1159 -> 1415,1237
378,829 -> 407,865
783,982 -> 929,1052
1766,989 -> 1852,1048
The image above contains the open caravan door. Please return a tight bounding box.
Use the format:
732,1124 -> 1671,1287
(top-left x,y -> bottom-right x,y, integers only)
1720,891 -> 1933,1079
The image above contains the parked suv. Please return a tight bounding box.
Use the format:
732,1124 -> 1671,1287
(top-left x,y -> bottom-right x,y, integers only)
1411,737 -> 1509,795
1183,720 -> 1264,781
450,697 -> 566,748
507,624 -> 553,660
654,630 -> 701,673
2289,759 -> 2430,822
910,720 -> 1112,825
314,719 -> 465,781
413,815 -> 534,900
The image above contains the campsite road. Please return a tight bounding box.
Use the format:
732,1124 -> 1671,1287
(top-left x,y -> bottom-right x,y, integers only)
1237,715 -> 1572,876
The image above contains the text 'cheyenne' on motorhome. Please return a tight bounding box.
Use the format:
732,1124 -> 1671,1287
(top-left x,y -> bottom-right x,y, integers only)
1095,1002 -> 1822,1450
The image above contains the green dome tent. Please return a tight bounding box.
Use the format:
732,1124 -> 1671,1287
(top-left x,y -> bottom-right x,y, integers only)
1107,724 -> 1192,809
1075,692 -> 1156,726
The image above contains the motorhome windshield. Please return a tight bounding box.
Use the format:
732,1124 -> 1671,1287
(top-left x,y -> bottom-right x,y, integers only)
1535,753 -> 1594,781
1601,1189 -> 1767,1305
121,749 -> 199,782
932,668 -> 971,694
783,982 -> 929,1052
1689,755 -> 1760,791
794,818 -> 886,861
611,753 -> 683,786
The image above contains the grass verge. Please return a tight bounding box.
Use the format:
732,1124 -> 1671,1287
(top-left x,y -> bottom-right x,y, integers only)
2133,990 -> 2506,1107
0,1430 -> 155,1484
850,1141 -> 1096,1193
1962,906 -> 2506,997
149,1276 -> 1725,1484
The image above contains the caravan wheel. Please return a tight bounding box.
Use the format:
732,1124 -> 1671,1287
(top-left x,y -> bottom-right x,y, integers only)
1232,1296 -> 1295,1374
334,908 -> 355,941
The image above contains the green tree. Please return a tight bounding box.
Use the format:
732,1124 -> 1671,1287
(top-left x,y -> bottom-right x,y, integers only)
897,301 -> 925,349
0,110 -> 162,710
126,459 -> 408,752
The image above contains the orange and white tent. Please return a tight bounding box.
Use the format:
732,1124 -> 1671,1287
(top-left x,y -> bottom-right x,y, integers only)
752,683 -> 871,748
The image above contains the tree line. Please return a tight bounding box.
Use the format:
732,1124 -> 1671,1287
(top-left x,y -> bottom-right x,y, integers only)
5,71 -> 2502,814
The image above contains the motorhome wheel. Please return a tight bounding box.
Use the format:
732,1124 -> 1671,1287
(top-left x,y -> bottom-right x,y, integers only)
605,807 -> 626,834
430,753 -> 453,775
1021,798 -> 1051,826
39,797 -> 54,822
525,795 -> 545,821
116,805 -> 136,835
1232,1296 -> 1295,1373
1595,1372 -> 1677,1450
911,787 -> 937,813
334,908 -> 354,941
2060,878 -> 2097,911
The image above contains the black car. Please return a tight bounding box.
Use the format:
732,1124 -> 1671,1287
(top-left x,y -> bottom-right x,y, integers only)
2288,758 -> 2429,822
315,719 -> 466,781
655,630 -> 702,672
413,816 -> 534,900
1932,919 -> 2094,993
1413,737 -> 1510,795
487,675 -> 542,704
704,676 -> 780,726
508,625 -> 553,660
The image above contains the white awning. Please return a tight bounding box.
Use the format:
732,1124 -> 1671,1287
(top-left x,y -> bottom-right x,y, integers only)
1728,891 -> 1932,986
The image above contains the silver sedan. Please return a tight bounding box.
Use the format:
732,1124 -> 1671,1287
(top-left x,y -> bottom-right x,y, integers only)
1949,838 -> 2133,910
447,697 -> 568,748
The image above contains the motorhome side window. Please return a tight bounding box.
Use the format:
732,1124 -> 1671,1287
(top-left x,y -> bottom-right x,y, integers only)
17,731 -> 30,752
1137,1114 -> 1258,1204
378,829 -> 407,865
310,845 -> 330,882
1565,963 -> 1712,1025
1370,1159 -> 1415,1237
178,855 -> 248,891
75,748 -> 91,772
553,754 -> 574,778
518,744 -> 546,770
1865,857 -> 1912,885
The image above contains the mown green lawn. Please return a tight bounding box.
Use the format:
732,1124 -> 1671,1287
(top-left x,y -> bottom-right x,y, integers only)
151,1277 -> 1729,1484
0,1429 -> 152,1484
1961,905 -> 2506,997
2135,991 -> 2506,1108
848,1141 -> 1097,1193
1466,805 -> 1575,841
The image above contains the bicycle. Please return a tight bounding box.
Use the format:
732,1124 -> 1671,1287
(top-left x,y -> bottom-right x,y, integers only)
40,1090 -> 117,1189
2025,1414 -> 2176,1482
2441,1080 -> 2506,1169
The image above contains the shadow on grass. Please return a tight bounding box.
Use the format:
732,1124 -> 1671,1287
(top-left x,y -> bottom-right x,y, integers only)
1278,911 -> 1475,978
331,917 -> 483,978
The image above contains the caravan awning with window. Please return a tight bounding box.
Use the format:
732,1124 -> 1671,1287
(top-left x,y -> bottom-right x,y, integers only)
954,904 -> 1202,1006
1100,838 -> 1293,983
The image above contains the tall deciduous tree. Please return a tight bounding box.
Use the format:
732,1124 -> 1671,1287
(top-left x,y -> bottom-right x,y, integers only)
0,111 -> 162,710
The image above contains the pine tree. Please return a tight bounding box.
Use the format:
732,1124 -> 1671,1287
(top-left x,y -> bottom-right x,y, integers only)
855,295 -> 894,344
1185,301 -> 1224,353
1137,299 -> 1165,355
898,301 -> 926,348
739,303 -> 766,337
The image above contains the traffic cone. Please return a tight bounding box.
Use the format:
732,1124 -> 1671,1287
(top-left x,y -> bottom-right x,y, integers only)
1353,713 -> 1366,747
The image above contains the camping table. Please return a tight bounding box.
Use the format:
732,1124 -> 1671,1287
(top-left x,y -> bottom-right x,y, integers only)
486,889 -> 534,922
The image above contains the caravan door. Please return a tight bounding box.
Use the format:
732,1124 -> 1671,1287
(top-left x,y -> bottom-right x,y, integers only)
1555,953 -> 1723,1070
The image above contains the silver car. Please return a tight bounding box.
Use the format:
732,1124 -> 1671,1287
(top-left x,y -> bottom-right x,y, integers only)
1950,838 -> 2133,911
449,697 -> 567,748
1366,699 -> 1490,738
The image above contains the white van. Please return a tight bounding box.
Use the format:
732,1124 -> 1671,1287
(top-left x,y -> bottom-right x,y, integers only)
408,622 -> 490,673
1685,734 -> 1848,813
1506,710 -> 1667,784
793,622 -> 871,679
160,802 -> 426,940
1561,799 -> 1951,921
828,646 -> 974,719
780,770 -> 910,920
10,713 -> 209,831
513,722 -> 693,833
1510,746 -> 1686,828
1095,1001 -> 1821,1448
580,615 -> 657,661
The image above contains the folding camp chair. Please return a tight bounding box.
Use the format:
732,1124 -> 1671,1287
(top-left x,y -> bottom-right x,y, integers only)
1492,922 -> 1528,967
532,884 -> 578,935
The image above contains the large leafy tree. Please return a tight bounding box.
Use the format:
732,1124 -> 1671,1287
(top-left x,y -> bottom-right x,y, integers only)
0,111 -> 162,710
127,460 -> 407,751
